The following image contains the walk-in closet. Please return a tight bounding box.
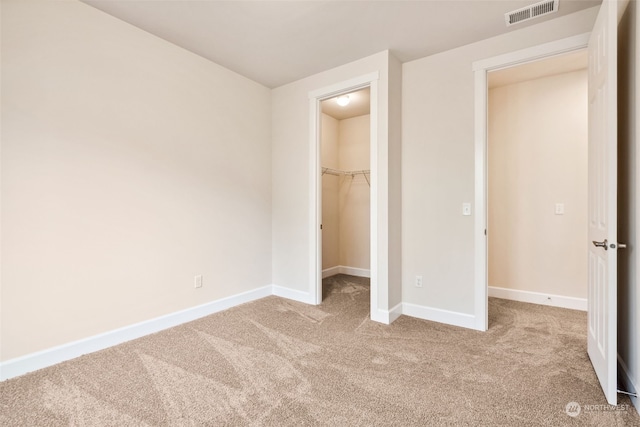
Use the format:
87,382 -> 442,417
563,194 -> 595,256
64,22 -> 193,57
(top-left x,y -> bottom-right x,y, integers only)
320,88 -> 371,295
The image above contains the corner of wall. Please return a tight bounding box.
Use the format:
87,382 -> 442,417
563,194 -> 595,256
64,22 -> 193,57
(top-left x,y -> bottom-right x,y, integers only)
388,52 -> 403,309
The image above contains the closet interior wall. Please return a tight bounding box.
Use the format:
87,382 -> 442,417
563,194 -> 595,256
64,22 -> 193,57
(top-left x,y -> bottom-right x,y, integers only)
321,113 -> 371,276
488,69 -> 588,300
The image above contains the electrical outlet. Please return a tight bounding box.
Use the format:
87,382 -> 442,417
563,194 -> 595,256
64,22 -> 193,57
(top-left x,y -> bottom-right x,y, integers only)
415,275 -> 423,288
194,275 -> 203,288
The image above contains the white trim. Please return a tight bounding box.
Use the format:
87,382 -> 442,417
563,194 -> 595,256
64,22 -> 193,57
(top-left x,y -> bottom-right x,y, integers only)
472,34 -> 590,333
0,285 -> 272,381
369,81 -> 380,323
371,302 -> 403,325
309,72 -> 380,318
472,33 -> 590,71
339,266 -> 370,278
618,354 -> 639,410
369,309 -> 387,324
474,66 -> 488,332
402,303 -> 477,330
308,72 -> 379,100
271,285 -> 315,305
489,286 -> 587,311
388,302 -> 403,323
322,265 -> 371,278
309,95 -> 322,305
322,266 -> 341,279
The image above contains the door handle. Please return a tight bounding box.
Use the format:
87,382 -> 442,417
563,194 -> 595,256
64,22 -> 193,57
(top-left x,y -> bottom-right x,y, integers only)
592,239 -> 608,250
609,242 -> 627,249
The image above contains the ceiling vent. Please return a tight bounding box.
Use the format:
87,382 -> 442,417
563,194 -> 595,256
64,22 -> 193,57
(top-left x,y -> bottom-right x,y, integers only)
505,0 -> 559,26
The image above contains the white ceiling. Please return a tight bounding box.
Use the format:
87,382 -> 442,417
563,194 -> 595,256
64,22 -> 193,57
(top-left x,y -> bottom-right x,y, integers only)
83,0 -> 601,89
321,88 -> 370,121
488,49 -> 588,88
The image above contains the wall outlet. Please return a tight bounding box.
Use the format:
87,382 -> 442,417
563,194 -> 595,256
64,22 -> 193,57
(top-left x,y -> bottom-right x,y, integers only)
415,275 -> 423,288
194,275 -> 203,288
555,203 -> 565,215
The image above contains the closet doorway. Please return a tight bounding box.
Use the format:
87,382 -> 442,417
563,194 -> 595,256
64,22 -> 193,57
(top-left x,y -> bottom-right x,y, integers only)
487,50 -> 588,314
319,88 -> 371,302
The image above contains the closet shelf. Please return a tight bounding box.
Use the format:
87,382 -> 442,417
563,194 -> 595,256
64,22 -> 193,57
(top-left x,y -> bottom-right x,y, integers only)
321,167 -> 370,177
321,167 -> 370,186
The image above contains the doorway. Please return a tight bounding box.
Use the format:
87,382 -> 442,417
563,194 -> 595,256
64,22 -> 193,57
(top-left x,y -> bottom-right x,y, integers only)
487,50 -> 589,315
472,33 -> 590,332
319,88 -> 371,302
308,72 -> 380,319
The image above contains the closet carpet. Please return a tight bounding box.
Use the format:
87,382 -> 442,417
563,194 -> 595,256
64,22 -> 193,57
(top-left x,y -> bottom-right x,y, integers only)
1,274 -> 637,426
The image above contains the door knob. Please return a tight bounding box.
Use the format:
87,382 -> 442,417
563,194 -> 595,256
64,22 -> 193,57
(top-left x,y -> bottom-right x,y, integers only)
592,239 -> 608,250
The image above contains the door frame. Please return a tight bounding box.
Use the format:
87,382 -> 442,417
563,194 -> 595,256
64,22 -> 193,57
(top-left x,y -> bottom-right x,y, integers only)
308,73 -> 379,309
472,33 -> 590,331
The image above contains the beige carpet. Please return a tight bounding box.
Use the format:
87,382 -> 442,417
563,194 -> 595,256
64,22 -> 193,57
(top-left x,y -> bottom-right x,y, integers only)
0,274 -> 638,426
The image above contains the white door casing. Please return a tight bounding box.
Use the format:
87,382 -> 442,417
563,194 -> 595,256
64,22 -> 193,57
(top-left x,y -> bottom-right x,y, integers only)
308,72 -> 379,313
472,32 -> 590,332
587,0 -> 618,406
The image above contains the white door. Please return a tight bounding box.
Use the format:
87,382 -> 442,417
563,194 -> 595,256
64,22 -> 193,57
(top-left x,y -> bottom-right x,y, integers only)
587,0 -> 618,406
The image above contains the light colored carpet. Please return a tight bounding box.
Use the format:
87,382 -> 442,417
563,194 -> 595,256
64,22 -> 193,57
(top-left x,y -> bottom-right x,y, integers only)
0,274 -> 638,426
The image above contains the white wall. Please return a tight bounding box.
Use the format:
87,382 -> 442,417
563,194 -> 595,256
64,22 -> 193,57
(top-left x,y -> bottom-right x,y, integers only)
338,115 -> 370,270
272,51 -> 402,319
488,70 -> 588,299
617,0 -> 639,410
321,114 -> 340,270
1,0 -> 271,361
402,7 -> 599,316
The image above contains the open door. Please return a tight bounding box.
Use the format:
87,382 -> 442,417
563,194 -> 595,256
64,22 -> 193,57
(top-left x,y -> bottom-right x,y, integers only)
587,0 -> 618,406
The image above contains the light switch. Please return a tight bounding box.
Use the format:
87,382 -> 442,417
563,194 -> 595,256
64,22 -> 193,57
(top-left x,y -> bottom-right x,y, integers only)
555,203 -> 565,215
462,203 -> 472,216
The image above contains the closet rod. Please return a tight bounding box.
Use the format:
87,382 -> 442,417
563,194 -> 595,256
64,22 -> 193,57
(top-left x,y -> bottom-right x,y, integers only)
321,167 -> 370,177
321,167 -> 370,187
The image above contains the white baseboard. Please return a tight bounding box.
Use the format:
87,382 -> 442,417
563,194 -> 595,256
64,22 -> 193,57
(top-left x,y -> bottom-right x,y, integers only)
371,302 -> 403,325
402,302 -> 477,329
0,285 -> 272,381
340,266 -> 371,278
1,282 -> 518,382
271,285 -> 314,305
322,265 -> 371,278
388,303 -> 403,323
488,286 -> 587,311
618,354 -> 639,410
321,266 -> 340,279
